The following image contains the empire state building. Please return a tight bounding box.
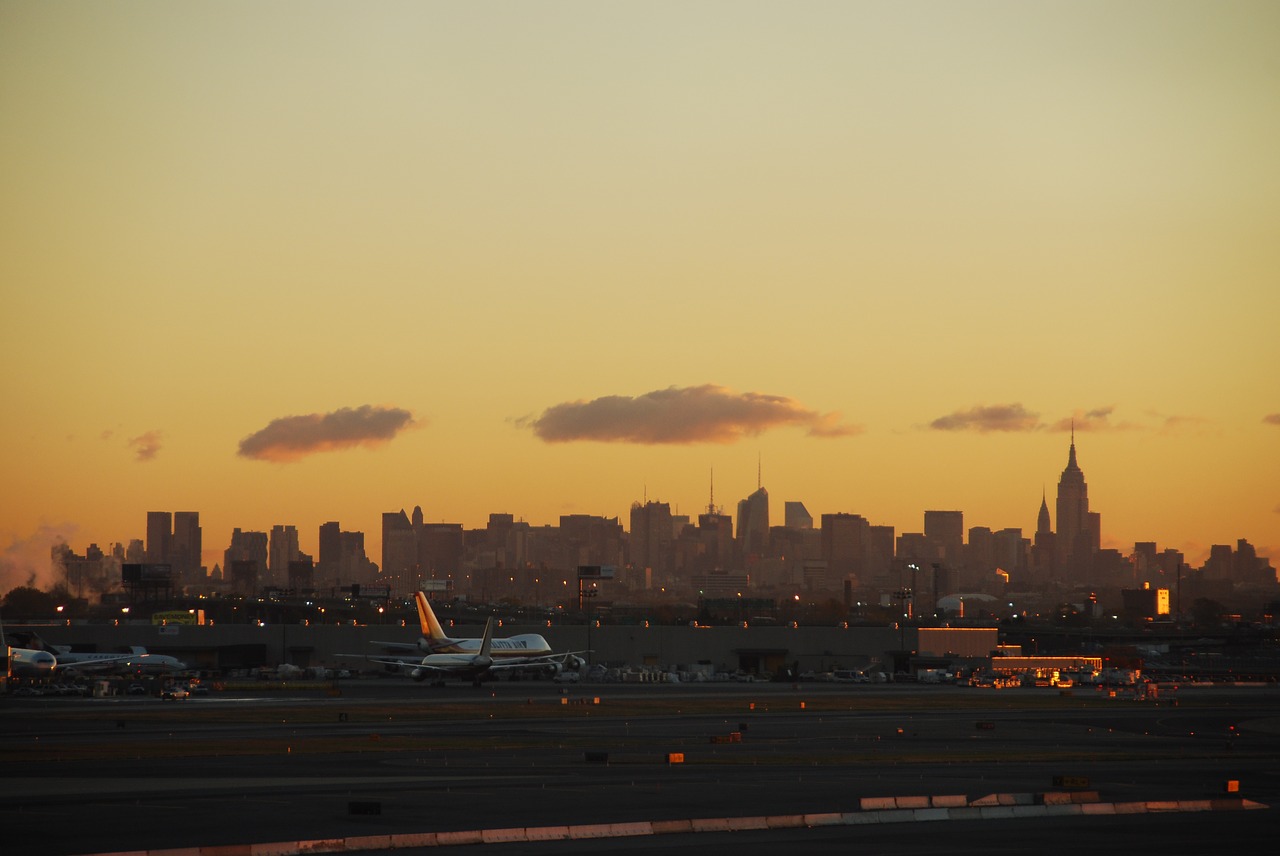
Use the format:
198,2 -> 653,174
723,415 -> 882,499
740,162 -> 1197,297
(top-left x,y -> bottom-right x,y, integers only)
1055,431 -> 1100,576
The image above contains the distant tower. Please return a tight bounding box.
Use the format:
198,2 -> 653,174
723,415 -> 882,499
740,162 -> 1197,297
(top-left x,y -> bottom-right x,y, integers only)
1054,426 -> 1093,577
171,511 -> 202,585
145,511 -> 172,565
1033,489 -> 1057,582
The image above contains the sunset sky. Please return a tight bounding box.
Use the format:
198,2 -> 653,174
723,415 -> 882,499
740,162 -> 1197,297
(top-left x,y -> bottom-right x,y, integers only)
2,2 -> 1277,587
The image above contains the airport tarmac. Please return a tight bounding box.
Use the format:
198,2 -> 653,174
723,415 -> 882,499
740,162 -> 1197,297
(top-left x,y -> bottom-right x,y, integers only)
2,680 -> 1277,855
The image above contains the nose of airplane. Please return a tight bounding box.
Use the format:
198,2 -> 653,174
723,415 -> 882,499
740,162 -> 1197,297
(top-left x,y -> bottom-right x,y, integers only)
35,651 -> 57,670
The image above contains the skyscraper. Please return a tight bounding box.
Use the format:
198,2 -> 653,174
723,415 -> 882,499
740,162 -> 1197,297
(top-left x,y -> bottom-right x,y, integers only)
171,511 -> 202,584
146,511 -> 172,565
1055,431 -> 1097,576
736,486 -> 769,562
269,525 -> 300,586
630,500 -> 674,580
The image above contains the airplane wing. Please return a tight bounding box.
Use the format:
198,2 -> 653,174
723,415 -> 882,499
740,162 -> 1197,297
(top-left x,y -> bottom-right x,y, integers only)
486,650 -> 589,674
336,653 -> 421,668
369,640 -> 421,652
55,654 -> 140,671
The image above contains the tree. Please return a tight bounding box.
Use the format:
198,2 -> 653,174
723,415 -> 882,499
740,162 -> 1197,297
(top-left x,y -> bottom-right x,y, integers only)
2,586 -> 60,619
1190,597 -> 1226,629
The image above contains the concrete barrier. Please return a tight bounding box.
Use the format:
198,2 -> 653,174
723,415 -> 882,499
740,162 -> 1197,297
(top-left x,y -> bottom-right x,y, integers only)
895,796 -> 930,810
524,826 -> 570,841
930,794 -> 968,808
690,817 -> 731,833
567,824 -> 616,839
252,843 -> 307,856
606,822 -> 654,838
1043,803 -> 1084,817
860,796 -> 897,810
343,836 -> 393,851
103,791 -> 1273,856
979,806 -> 1017,820
435,829 -> 484,846
765,814 -> 806,829
724,816 -> 769,831
1174,801 -> 1212,812
387,832 -> 437,848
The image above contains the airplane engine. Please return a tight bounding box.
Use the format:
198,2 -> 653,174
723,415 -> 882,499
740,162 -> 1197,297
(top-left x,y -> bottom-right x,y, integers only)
566,655 -> 585,671
543,662 -> 562,677
410,669 -> 427,682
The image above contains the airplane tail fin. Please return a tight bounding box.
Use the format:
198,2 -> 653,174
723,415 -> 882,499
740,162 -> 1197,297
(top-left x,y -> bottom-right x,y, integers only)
478,617 -> 495,660
415,592 -> 450,644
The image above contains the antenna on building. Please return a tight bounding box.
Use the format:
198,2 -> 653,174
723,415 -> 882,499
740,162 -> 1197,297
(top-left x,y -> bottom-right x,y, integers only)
708,468 -> 715,515
757,452 -> 762,491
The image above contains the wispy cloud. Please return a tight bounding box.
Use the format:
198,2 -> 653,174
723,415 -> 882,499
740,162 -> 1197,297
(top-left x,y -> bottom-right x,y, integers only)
128,430 -> 163,461
522,385 -> 860,444
1264,413 -> 1280,427
1045,406 -> 1138,433
238,405 -> 416,462
929,403 -> 1041,433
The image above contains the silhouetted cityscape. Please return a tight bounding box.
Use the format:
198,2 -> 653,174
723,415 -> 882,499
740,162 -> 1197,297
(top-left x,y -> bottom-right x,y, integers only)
45,436 -> 1278,622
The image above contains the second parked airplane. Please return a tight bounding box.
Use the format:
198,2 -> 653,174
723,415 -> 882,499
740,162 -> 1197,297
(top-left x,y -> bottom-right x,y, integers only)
356,592 -> 586,685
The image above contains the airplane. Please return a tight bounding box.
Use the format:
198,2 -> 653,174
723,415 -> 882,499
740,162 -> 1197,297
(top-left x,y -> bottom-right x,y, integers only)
351,593 -> 586,685
3,616 -> 57,677
7,627 -> 186,675
46,647 -> 188,674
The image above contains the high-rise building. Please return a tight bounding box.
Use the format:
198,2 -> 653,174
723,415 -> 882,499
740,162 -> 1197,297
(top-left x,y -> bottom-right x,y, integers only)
269,525 -> 300,586
821,513 -> 868,579
146,511 -> 172,565
784,502 -> 813,530
924,510 -> 964,570
1032,492 -> 1057,582
171,512 -> 202,584
382,510 -> 417,594
630,501 -> 674,580
318,522 -> 342,586
1055,431 -> 1098,575
224,528 -> 268,591
736,487 -> 769,562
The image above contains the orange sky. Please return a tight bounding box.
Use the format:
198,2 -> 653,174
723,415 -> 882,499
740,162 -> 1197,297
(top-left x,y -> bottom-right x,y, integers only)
2,2 -> 1277,587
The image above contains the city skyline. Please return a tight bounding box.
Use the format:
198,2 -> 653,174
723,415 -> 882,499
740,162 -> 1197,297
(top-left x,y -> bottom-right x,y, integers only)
2,4 -> 1277,588
23,432 -> 1280,588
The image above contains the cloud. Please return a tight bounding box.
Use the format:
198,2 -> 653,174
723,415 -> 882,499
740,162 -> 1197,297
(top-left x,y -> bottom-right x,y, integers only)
1264,413 -> 1280,426
1046,406 -> 1125,433
238,405 -> 416,462
929,403 -> 1040,433
522,385 -> 860,444
128,430 -> 163,461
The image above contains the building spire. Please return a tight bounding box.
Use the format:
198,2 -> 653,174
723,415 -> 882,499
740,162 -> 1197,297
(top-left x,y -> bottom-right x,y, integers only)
757,452 -> 762,491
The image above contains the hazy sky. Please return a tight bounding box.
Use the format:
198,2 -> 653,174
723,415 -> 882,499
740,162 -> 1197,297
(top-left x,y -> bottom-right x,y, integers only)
2,2 -> 1277,585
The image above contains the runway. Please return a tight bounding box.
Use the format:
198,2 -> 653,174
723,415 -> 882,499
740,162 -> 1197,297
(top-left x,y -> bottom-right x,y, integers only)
2,680 -> 1277,855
